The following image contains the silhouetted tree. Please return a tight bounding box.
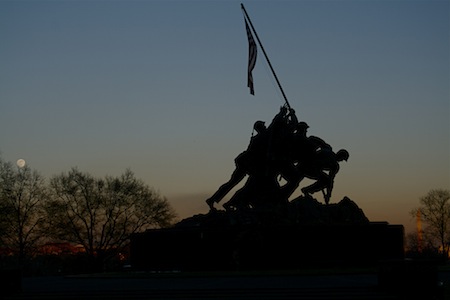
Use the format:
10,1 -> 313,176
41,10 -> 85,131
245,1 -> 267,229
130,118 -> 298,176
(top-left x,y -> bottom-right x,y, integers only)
45,168 -> 176,270
0,157 -> 48,261
411,189 -> 450,260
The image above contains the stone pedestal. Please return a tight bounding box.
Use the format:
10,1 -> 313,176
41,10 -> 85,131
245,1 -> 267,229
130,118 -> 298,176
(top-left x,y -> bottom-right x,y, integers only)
131,221 -> 404,271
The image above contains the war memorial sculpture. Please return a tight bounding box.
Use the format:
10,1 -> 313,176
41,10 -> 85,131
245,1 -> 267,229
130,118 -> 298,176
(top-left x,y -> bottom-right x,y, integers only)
131,105 -> 404,271
130,4 -> 404,271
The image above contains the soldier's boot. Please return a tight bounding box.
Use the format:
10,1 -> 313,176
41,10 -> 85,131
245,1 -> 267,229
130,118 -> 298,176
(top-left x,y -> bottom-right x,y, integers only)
301,187 -> 314,199
206,198 -> 217,211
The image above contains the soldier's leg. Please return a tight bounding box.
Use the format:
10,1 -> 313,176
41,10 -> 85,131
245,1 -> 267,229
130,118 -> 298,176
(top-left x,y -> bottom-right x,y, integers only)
223,175 -> 259,211
301,172 -> 330,196
206,166 -> 247,210
279,164 -> 304,199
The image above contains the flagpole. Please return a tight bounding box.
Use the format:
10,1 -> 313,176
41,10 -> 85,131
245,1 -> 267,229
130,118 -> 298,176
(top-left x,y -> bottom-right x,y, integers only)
241,3 -> 292,110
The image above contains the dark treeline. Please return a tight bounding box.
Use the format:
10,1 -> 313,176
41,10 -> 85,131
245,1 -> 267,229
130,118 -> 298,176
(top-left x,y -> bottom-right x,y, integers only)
409,189 -> 450,261
0,156 -> 176,274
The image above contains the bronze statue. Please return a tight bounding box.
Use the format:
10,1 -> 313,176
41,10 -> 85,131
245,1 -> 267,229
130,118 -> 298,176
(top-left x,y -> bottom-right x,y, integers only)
205,106 -> 348,211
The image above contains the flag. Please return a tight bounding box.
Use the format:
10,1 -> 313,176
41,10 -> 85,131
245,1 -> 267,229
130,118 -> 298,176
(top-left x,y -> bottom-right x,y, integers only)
245,18 -> 257,95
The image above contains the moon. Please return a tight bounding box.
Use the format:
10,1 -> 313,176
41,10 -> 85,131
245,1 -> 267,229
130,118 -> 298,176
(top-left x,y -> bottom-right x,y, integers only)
16,159 -> 26,168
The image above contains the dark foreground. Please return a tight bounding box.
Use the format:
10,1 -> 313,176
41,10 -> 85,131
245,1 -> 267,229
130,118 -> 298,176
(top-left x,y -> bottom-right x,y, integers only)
3,270 -> 449,300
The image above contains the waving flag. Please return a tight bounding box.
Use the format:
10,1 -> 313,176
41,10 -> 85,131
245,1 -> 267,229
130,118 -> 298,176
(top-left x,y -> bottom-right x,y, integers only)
245,18 -> 257,95
241,4 -> 292,108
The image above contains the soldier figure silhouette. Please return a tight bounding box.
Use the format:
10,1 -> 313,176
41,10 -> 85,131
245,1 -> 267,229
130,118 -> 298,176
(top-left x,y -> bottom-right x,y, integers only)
206,106 -> 296,211
206,120 -> 270,210
206,105 -> 348,210
301,148 -> 349,204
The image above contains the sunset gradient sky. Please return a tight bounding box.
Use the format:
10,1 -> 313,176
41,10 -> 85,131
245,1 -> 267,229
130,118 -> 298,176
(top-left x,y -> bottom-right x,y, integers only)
1,1 -> 449,234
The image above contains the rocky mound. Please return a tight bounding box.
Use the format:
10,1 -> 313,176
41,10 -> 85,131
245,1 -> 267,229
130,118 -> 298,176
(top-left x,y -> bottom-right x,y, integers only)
174,196 -> 368,228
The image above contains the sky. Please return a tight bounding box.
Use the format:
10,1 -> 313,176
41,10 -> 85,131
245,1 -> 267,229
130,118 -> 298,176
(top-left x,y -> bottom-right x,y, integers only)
1,0 -> 449,234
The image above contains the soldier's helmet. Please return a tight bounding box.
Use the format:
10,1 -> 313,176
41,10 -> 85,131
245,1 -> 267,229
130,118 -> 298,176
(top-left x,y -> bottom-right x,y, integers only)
253,120 -> 266,132
336,149 -> 349,162
297,121 -> 309,130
